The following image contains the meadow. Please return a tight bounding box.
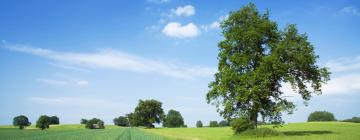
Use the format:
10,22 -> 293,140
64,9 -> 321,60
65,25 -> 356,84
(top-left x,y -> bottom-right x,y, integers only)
1,122 -> 359,140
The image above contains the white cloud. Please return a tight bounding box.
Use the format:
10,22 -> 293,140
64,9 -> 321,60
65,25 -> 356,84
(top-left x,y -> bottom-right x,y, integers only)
341,6 -> 360,16
325,56 -> 360,72
162,22 -> 200,38
201,14 -> 228,32
4,43 -> 214,79
171,5 -> 195,17
37,78 -> 89,86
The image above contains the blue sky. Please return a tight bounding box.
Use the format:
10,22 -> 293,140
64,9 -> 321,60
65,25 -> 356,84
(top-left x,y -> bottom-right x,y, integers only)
0,0 -> 360,126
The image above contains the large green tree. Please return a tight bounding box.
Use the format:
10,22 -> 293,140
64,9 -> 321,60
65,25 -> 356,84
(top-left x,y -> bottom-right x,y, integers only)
163,109 -> 184,128
133,99 -> 164,128
13,115 -> 31,129
207,3 -> 330,129
36,115 -> 51,130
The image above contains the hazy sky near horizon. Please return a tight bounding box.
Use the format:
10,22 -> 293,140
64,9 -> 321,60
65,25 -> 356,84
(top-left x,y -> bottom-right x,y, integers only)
1,0 -> 360,126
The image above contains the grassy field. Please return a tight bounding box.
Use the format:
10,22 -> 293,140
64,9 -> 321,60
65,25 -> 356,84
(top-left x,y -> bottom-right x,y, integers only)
0,122 -> 359,140
144,122 -> 360,140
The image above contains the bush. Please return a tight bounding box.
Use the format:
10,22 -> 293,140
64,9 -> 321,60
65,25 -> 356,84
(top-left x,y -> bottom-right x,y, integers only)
230,118 -> 254,134
342,117 -> 360,123
50,116 -> 59,125
80,119 -> 88,124
36,115 -> 51,130
114,116 -> 129,126
307,111 -> 336,122
163,109 -> 184,128
209,121 -> 219,127
242,128 -> 281,137
85,118 -> 105,129
219,120 -> 229,127
13,115 -> 31,129
196,120 -> 203,128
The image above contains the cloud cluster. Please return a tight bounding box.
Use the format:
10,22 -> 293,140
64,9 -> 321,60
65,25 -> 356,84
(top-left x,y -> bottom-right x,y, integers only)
37,78 -> 89,86
341,6 -> 360,16
171,5 -> 195,17
3,43 -> 215,79
162,22 -> 200,38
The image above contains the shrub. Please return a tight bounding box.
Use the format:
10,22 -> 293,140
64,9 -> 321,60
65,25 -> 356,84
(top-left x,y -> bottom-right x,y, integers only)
85,118 -> 105,129
114,116 -> 129,126
209,121 -> 219,127
80,119 -> 88,124
307,111 -> 336,122
13,115 -> 31,129
242,128 -> 281,137
50,116 -> 59,125
231,118 -> 254,134
163,109 -> 184,128
342,117 -> 360,123
36,115 -> 51,130
196,120 -> 203,128
219,120 -> 229,127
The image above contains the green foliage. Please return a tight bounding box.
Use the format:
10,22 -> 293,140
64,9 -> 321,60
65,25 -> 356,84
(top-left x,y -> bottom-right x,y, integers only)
163,109 -> 184,128
85,118 -> 105,129
13,115 -> 31,129
80,119 -> 88,124
241,128 -> 281,137
113,116 -> 129,127
219,120 -> 229,127
196,120 -> 203,128
50,116 -> 59,125
342,117 -> 360,123
209,121 -> 219,127
133,99 -> 165,128
231,118 -> 254,134
36,115 -> 51,130
206,2 -> 330,130
308,111 -> 336,122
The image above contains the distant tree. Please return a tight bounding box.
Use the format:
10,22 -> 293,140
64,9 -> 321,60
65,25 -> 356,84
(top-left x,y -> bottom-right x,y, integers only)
163,109 -> 184,128
126,113 -> 142,127
85,118 -> 105,129
50,116 -> 59,125
342,117 -> 360,123
13,115 -> 31,129
80,119 -> 88,124
219,120 -> 229,127
308,111 -> 336,122
196,120 -> 203,128
36,115 -> 51,130
206,3 -> 330,131
209,121 -> 219,127
113,116 -> 129,127
133,99 -> 165,128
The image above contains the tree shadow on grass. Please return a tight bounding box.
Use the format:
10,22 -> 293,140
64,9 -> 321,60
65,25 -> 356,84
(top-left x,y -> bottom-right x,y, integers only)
283,130 -> 333,136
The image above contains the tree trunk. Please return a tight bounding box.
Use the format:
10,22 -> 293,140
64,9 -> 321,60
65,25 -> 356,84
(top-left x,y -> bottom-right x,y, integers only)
249,110 -> 258,129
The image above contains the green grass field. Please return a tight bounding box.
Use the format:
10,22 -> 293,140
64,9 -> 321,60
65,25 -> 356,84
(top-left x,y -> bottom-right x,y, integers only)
0,122 -> 359,140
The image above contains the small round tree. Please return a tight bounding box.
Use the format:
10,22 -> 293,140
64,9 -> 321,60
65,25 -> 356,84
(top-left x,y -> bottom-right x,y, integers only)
13,115 -> 31,129
196,120 -> 203,128
80,119 -> 88,124
308,111 -> 336,122
163,109 -> 184,128
85,118 -> 105,129
219,120 -> 229,127
36,115 -> 51,130
50,116 -> 59,125
209,121 -> 219,127
113,116 -> 129,127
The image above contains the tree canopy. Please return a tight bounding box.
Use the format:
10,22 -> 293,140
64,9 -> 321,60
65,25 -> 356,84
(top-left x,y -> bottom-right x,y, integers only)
50,116 -> 59,125
308,111 -> 336,122
36,115 -> 51,130
13,115 -> 31,129
113,116 -> 129,127
85,118 -> 105,129
206,3 -> 330,129
163,109 -> 184,128
133,99 -> 164,128
196,120 -> 203,128
209,121 -> 219,127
